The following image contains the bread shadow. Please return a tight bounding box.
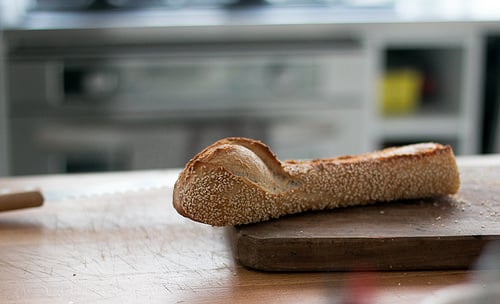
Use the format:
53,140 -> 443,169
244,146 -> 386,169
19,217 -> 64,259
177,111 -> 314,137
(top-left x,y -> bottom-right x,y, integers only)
234,195 -> 463,236
0,218 -> 43,230
0,209 -> 45,230
302,195 -> 460,223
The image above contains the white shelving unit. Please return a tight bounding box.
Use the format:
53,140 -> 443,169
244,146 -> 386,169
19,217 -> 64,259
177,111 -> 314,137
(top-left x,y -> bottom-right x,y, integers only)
368,24 -> 483,155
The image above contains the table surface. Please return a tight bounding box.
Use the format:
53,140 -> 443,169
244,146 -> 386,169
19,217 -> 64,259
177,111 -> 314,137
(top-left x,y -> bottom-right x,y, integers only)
1,155 -> 499,304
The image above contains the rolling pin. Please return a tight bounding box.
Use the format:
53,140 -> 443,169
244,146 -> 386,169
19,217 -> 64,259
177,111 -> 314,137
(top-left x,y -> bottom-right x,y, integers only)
0,190 -> 44,212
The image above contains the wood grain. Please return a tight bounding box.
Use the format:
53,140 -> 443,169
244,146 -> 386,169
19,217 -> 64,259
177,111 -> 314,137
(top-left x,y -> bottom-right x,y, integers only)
0,159 -> 496,303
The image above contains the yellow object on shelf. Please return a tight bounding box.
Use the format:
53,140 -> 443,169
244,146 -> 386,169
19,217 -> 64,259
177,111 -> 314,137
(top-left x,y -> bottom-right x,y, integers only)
380,68 -> 423,116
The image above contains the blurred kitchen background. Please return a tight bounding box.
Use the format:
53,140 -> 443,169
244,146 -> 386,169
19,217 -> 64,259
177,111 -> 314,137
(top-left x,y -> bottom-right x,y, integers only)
0,0 -> 499,176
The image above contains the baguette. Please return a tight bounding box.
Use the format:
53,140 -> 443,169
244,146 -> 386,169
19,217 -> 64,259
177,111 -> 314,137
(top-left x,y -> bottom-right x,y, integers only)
173,137 -> 460,226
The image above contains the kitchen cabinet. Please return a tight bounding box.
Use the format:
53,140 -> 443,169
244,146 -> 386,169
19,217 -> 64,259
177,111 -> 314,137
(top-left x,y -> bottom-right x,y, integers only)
0,7 -> 494,175
5,38 -> 370,174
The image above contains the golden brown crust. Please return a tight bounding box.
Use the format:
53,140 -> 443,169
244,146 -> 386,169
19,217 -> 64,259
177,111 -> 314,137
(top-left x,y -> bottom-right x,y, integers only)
173,137 -> 460,226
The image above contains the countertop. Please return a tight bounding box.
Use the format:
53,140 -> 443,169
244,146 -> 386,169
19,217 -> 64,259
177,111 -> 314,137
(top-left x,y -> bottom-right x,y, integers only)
1,154 -> 499,303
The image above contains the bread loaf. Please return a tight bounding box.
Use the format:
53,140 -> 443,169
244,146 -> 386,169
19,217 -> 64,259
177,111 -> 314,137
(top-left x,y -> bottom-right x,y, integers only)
173,137 -> 460,226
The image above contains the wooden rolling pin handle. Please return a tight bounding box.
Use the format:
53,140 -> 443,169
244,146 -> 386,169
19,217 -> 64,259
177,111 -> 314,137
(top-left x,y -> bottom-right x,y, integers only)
0,191 -> 44,212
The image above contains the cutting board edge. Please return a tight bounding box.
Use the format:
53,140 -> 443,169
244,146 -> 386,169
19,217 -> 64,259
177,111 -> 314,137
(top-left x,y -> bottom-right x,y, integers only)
231,230 -> 500,272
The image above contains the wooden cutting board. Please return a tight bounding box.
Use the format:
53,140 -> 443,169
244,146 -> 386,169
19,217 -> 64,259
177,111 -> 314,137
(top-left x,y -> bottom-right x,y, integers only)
229,160 -> 500,271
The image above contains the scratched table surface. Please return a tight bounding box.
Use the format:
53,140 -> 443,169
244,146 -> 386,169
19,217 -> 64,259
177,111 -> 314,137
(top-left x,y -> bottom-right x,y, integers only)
1,155 -> 499,304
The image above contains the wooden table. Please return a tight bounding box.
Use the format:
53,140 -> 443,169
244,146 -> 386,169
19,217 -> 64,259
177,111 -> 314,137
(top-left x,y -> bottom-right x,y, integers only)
1,155 -> 499,304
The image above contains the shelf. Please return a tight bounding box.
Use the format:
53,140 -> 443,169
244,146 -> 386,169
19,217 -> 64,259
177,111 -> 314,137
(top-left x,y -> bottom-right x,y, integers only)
382,47 -> 463,115
378,43 -> 469,154
380,114 -> 461,140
